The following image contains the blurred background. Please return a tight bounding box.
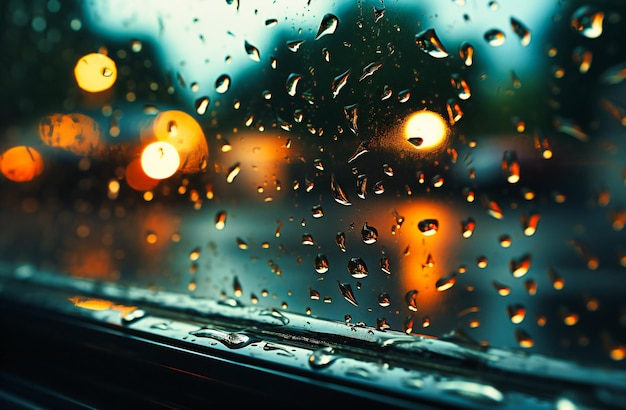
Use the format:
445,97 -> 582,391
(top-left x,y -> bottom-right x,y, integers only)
1,0 -> 625,369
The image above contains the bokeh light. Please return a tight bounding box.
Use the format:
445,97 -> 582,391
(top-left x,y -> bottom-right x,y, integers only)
404,111 -> 448,150
74,53 -> 118,93
0,146 -> 44,182
141,141 -> 180,180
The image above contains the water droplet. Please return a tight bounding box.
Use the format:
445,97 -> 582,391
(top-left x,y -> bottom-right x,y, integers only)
436,380 -> 504,404
571,6 -> 604,39
348,257 -> 368,279
336,232 -> 347,252
484,29 -> 506,46
321,47 -> 330,62
215,74 -> 231,93
510,17 -> 531,46
226,162 -> 241,183
121,309 -> 145,325
397,89 -> 411,103
302,233 -> 315,246
194,96 -> 210,115
342,103 -> 359,135
354,174 -> 368,200
189,247 -> 201,261
261,90 -> 272,100
314,253 -> 329,274
510,253 -> 531,278
548,266 -> 565,290
403,315 -> 414,334
432,175 -> 444,188
285,73 -> 302,97
507,304 -> 526,324
515,329 -> 534,348
377,293 -> 391,307
373,181 -> 385,194
436,273 -> 457,291
459,42 -> 474,66
554,116 -> 589,142
359,61 -> 383,82
418,219 -> 439,236
265,18 -> 277,27
383,163 -> 394,177
493,281 -> 511,296
361,222 -> 378,244
309,346 -> 338,368
244,40 -> 260,62
483,196 -> 504,219
373,6 -> 385,22
337,280 -> 358,306
446,99 -> 464,124
499,234 -> 511,247
191,328 -> 259,349
215,211 -> 227,230
309,288 -> 320,300
415,28 -> 449,58
572,46 -> 593,74
331,69 -> 351,99
521,212 -> 540,236
502,150 -> 520,183
405,290 -> 418,311
131,39 -> 142,52
315,14 -> 339,40
330,174 -> 352,206
286,39 -> 305,52
451,74 -> 471,100
310,205 -> 324,219
150,322 -> 170,331
422,316 -> 431,328
236,237 -> 248,250
232,276 -> 242,297
461,218 -> 476,238
380,255 -> 391,274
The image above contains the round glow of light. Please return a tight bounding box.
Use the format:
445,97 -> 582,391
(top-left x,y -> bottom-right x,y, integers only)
74,53 -> 117,93
405,111 -> 448,150
141,142 -> 180,180
0,146 -> 44,182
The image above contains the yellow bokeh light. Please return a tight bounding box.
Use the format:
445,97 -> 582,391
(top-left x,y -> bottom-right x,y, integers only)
0,146 -> 44,182
74,53 -> 118,93
404,110 -> 448,150
141,141 -> 180,180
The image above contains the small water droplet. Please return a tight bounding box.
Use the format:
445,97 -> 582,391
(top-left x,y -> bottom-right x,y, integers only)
403,315 -> 414,334
446,99 -> 464,124
502,150 -> 520,183
336,232 -> 346,252
359,61 -> 383,82
265,18 -> 277,27
436,273 -> 457,291
510,253 -> 531,278
361,222 -> 378,244
459,42 -> 474,66
415,28 -> 449,58
331,69 -> 351,99
451,74 -> 471,100
191,328 -> 259,349
484,29 -> 506,46
286,39 -> 305,52
330,174 -> 352,206
422,316 -> 431,328
244,40 -> 261,62
521,212 -> 540,236
397,89 -> 411,103
405,290 -> 418,311
286,73 -> 302,97
418,219 -> 439,236
461,218 -> 476,238
383,163 -> 394,177
315,14 -> 339,40
435,380 -> 504,404
571,6 -> 604,39
348,257 -> 368,278
337,280 -> 358,306
377,293 -> 391,307
493,281 -> 511,296
189,247 -> 201,261
499,234 -> 512,247
302,233 -> 315,246
309,346 -> 338,368
483,196 -> 504,219
373,181 -> 385,194
510,17 -> 531,46
507,304 -> 526,324
322,47 -> 330,62
150,322 -> 170,331
226,162 -> 241,183
314,254 -> 329,274
215,211 -> 227,230
121,309 -> 145,325
131,39 -> 142,52
355,174 -> 368,199
380,255 -> 391,274
215,74 -> 231,93
194,96 -> 210,115
516,329 -> 534,348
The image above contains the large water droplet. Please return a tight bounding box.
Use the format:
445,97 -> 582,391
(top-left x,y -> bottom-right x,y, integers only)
215,74 -> 231,93
348,257 -> 368,279
510,17 -> 531,46
330,174 -> 352,205
314,253 -> 329,273
194,96 -> 210,115
418,219 -> 439,236
484,29 -> 506,46
315,14 -> 339,40
285,73 -> 302,97
571,6 -> 604,39
244,40 -> 261,62
331,69 -> 351,99
510,253 -> 531,278
190,328 -> 259,349
436,273 -> 457,291
405,290 -> 418,311
359,61 -> 383,82
507,304 -> 526,324
415,28 -> 449,58
435,380 -> 504,404
337,280 -> 358,306
361,222 -> 378,244
309,346 -> 338,368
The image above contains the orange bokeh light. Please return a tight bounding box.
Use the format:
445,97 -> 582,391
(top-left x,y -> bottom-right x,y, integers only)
0,146 -> 44,182
74,53 -> 117,93
141,141 -> 180,180
125,158 -> 159,191
141,110 -> 209,174
39,113 -> 102,157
